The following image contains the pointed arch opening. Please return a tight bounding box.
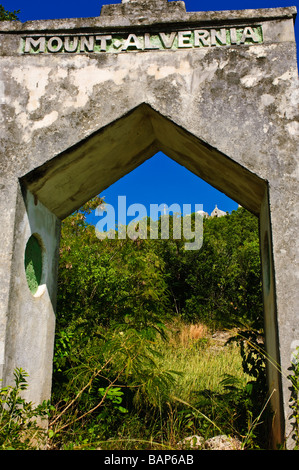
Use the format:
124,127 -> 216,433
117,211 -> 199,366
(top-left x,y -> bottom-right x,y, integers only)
22,103 -> 267,219
18,103 -> 283,447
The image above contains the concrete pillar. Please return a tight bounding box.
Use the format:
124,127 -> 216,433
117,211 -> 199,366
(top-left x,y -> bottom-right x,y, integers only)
2,187 -> 60,405
264,183 -> 299,448
0,179 -> 19,382
259,190 -> 284,446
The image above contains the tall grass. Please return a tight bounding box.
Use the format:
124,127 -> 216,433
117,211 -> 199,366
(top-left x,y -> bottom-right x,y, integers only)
103,320 -> 255,450
49,320 -> 265,450
153,320 -> 250,404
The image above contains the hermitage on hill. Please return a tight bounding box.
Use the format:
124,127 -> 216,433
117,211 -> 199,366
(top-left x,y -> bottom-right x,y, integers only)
197,205 -> 228,218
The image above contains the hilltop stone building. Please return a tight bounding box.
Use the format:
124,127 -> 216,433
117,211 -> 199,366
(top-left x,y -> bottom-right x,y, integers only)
196,205 -> 227,218
210,205 -> 227,218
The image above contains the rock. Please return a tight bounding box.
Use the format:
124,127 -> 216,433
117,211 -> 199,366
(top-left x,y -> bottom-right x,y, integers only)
204,435 -> 242,450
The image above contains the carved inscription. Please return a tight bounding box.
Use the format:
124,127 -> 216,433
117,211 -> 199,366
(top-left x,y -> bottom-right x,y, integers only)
22,26 -> 263,54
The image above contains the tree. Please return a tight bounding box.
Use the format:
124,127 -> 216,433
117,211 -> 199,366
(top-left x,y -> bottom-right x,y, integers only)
154,207 -> 263,329
0,5 -> 20,21
57,203 -> 263,335
56,196 -> 170,340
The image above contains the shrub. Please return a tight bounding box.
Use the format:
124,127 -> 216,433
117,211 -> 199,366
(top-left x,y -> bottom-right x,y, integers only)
0,368 -> 51,449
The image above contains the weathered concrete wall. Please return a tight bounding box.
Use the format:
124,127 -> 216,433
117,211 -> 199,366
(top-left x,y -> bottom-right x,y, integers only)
0,0 -> 298,448
2,188 -> 60,404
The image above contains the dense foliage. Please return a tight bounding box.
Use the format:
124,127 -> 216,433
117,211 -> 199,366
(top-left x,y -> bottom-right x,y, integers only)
56,201 -> 263,334
48,200 -> 270,449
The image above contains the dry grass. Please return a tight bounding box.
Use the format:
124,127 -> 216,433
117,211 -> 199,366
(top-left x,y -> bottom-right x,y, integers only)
80,321 -> 256,450
179,323 -> 209,347
166,319 -> 209,349
155,320 -> 250,405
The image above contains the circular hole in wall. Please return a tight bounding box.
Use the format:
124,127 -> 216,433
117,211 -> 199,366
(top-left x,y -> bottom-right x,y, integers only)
24,234 -> 46,297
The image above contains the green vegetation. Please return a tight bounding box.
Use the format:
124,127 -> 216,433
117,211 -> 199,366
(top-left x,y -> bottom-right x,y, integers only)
0,368 -> 51,449
0,4 -> 20,21
24,235 -> 43,294
46,200 -> 271,450
56,199 -> 263,333
3,199 -> 292,450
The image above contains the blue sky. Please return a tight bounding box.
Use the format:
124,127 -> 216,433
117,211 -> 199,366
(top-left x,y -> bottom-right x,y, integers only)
5,0 -> 298,222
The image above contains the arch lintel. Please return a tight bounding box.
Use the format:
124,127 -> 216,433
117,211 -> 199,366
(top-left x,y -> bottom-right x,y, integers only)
21,103 -> 267,219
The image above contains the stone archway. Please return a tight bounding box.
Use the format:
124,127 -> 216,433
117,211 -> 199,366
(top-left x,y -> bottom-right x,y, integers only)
0,1 -> 298,448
